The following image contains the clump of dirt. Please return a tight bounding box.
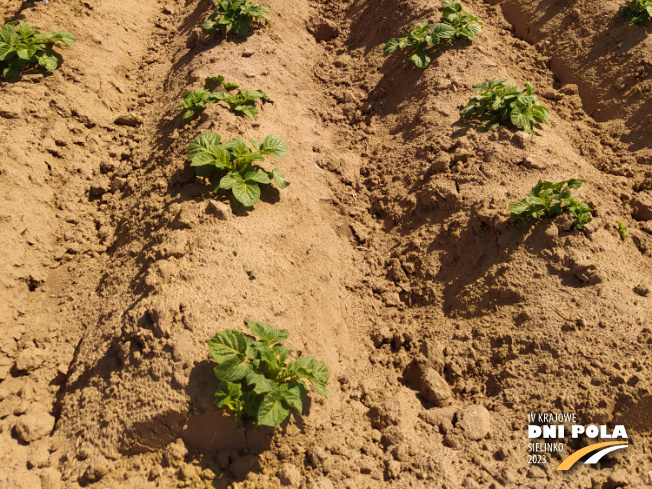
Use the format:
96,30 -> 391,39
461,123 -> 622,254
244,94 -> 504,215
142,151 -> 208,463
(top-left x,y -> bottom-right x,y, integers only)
1,0 -> 651,488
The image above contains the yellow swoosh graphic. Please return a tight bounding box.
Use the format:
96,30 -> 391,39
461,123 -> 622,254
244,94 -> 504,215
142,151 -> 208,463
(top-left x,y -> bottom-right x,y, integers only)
556,441 -> 628,471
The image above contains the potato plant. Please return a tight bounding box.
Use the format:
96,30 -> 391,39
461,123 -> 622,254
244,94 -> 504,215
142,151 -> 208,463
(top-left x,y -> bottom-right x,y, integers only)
621,0 -> 652,26
176,76 -> 269,120
0,21 -> 75,78
460,78 -> 551,134
384,1 -> 482,68
187,132 -> 289,207
209,321 -> 329,426
509,179 -> 593,230
202,0 -> 270,37
212,87 -> 270,119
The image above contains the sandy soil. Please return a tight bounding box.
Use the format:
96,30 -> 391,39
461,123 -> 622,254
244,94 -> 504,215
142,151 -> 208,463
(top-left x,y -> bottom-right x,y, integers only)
1,0 -> 651,488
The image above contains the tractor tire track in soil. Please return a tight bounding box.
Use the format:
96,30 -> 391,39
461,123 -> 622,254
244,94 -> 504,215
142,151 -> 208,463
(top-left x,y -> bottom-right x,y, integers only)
0,0 -> 651,488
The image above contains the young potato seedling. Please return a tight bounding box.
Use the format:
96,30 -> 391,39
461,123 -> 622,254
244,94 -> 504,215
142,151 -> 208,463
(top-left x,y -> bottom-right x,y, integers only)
621,0 -> 652,26
460,78 -> 551,134
384,1 -> 482,68
0,21 -> 75,78
616,220 -> 629,239
202,0 -> 270,37
509,179 -> 593,230
187,132 -> 289,208
209,320 -> 329,426
176,76 -> 269,120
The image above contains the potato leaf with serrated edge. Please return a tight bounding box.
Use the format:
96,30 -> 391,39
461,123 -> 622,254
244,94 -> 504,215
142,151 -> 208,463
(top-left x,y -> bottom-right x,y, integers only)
261,135 -> 288,159
270,168 -> 290,189
290,357 -> 329,397
246,320 -> 289,345
188,132 -> 231,169
209,329 -> 250,363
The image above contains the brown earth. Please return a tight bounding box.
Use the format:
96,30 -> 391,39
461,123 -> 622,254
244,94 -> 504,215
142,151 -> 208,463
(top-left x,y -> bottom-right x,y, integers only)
0,0 -> 651,488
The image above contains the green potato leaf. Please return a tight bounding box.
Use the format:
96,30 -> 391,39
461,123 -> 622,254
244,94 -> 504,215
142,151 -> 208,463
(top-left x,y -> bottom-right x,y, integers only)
270,168 -> 290,189
37,54 -> 58,71
235,105 -> 259,119
290,356 -> 329,397
204,75 -> 225,88
433,22 -> 455,39
244,167 -> 272,184
384,37 -> 404,53
231,179 -> 261,207
261,135 -> 288,159
279,383 -> 303,414
0,42 -> 14,60
214,357 -> 253,382
209,329 -> 250,363
188,132 -> 231,169
49,30 -> 76,45
256,390 -> 290,426
215,381 -> 244,413
410,49 -> 430,69
246,320 -> 289,345
245,371 -> 278,394
218,171 -> 243,190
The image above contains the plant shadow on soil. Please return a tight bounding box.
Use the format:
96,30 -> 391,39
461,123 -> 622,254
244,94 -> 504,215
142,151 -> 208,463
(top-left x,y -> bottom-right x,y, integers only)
183,359 -> 310,487
168,173 -> 282,215
343,0 -> 440,55
363,44 -> 472,131
53,323 -> 279,486
430,214 -> 588,317
623,98 -> 652,150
